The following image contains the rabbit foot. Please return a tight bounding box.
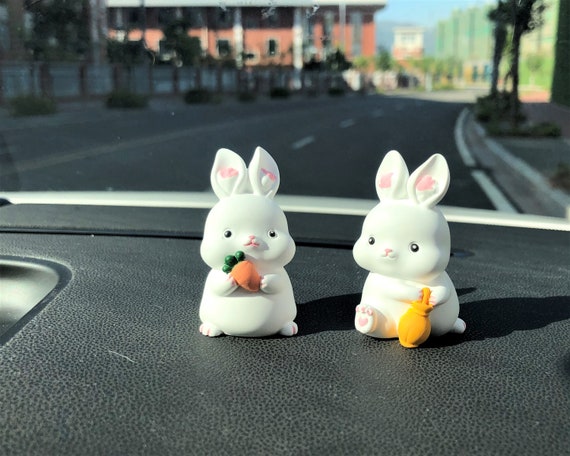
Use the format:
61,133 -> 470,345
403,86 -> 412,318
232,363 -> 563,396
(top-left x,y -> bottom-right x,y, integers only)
279,321 -> 298,337
199,323 -> 223,337
355,305 -> 376,334
451,318 -> 466,334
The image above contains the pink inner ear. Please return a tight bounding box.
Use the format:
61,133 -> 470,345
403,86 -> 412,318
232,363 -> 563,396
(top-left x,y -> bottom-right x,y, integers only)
219,167 -> 239,179
417,175 -> 436,191
378,172 -> 394,189
261,168 -> 276,182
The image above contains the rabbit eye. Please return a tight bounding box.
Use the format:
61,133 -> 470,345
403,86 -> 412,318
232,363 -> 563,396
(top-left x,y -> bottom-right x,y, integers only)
410,243 -> 419,252
223,230 -> 232,238
368,237 -> 375,245
268,230 -> 277,238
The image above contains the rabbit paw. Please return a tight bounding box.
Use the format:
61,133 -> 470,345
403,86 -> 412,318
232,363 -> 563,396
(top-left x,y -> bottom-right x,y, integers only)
451,318 -> 466,334
199,323 -> 223,337
355,305 -> 376,334
260,274 -> 280,294
279,321 -> 298,337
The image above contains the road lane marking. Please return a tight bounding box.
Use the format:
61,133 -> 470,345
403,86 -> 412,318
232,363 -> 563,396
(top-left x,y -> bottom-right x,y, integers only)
291,135 -> 315,150
454,108 -> 477,167
471,170 -> 517,213
339,119 -> 355,128
454,107 -> 517,213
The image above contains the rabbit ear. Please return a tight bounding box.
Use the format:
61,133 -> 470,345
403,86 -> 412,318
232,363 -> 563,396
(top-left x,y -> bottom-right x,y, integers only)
211,148 -> 248,199
375,150 -> 409,201
407,154 -> 450,207
248,146 -> 280,198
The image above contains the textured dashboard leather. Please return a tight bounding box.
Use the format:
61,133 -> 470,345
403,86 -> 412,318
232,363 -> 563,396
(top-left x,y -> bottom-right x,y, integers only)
0,211 -> 568,455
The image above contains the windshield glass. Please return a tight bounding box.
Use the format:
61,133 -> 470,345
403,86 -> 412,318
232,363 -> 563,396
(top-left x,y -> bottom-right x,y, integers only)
0,0 -> 567,219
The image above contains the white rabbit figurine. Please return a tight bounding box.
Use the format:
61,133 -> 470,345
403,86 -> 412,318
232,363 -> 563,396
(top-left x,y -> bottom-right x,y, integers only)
353,150 -> 466,347
199,146 -> 298,337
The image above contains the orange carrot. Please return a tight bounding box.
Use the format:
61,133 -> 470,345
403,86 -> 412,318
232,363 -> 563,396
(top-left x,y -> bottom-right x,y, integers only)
230,260 -> 261,292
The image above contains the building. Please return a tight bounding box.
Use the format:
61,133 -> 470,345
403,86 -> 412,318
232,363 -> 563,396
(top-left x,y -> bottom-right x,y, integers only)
435,1 -> 560,88
392,26 -> 424,61
106,1 -> 387,69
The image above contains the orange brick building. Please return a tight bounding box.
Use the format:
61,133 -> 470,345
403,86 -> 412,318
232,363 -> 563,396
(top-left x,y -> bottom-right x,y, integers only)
106,1 -> 386,69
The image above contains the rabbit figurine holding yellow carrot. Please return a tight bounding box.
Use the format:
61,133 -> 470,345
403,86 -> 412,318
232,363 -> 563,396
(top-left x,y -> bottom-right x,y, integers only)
353,150 -> 466,347
199,147 -> 297,338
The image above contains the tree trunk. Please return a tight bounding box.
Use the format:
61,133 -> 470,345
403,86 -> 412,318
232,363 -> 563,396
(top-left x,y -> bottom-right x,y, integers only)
490,24 -> 507,97
510,26 -> 523,128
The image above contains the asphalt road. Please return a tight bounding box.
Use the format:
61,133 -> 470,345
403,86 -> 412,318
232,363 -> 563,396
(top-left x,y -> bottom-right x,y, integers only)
0,93 -> 493,210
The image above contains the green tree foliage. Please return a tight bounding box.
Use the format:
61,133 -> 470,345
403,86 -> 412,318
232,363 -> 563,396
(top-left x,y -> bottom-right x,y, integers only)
106,39 -> 148,65
162,18 -> 202,66
325,49 -> 351,72
25,0 -> 90,61
551,0 -> 570,106
524,53 -> 544,84
375,49 -> 393,71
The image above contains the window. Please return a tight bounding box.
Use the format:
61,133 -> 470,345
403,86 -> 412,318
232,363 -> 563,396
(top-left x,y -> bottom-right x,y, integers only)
217,39 -> 231,58
267,39 -> 278,57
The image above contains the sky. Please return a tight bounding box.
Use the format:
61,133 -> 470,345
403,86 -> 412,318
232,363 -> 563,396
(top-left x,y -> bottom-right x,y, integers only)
374,0 -> 494,27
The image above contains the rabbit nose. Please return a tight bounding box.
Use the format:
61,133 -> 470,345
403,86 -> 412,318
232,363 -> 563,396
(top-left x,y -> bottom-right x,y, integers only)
384,248 -> 393,255
248,235 -> 256,240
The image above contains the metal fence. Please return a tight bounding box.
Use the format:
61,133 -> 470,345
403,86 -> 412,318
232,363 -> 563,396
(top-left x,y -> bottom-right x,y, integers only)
0,62 -> 359,104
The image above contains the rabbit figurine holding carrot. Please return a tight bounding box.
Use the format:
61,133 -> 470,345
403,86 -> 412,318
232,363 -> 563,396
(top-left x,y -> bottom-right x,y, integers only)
199,147 -> 298,337
353,150 -> 466,347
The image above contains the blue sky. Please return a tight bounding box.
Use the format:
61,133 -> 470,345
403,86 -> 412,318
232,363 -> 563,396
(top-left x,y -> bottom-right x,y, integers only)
374,0 -> 493,27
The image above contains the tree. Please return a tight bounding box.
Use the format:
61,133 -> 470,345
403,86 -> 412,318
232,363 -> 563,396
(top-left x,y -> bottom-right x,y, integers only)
25,0 -> 91,61
488,0 -> 509,97
162,18 -> 202,66
489,0 -> 546,124
551,0 -> 570,106
375,49 -> 393,72
525,53 -> 544,85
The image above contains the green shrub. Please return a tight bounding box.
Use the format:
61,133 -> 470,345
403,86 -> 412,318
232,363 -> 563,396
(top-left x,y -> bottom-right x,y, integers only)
106,90 -> 148,109
8,95 -> 57,117
327,86 -> 345,96
269,87 -> 290,99
184,88 -> 213,104
529,122 -> 561,137
474,91 -> 523,123
485,120 -> 561,137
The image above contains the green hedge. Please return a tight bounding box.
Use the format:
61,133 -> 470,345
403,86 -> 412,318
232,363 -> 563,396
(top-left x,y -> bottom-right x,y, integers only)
8,95 -> 57,117
106,90 -> 148,109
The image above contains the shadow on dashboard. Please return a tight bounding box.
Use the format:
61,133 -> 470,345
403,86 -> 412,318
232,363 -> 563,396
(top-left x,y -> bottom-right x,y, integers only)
459,296 -> 570,341
295,293 -> 361,335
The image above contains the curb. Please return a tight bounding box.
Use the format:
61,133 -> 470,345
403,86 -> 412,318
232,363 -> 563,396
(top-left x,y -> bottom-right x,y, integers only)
458,108 -> 570,219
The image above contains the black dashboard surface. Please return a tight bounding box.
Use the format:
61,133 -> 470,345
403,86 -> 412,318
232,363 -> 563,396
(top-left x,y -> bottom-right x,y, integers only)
0,205 -> 569,455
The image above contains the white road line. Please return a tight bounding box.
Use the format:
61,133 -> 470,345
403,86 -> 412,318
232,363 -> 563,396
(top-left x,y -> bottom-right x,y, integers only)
291,135 -> 315,150
471,170 -> 517,213
454,108 -> 477,167
454,107 -> 517,213
339,119 -> 355,128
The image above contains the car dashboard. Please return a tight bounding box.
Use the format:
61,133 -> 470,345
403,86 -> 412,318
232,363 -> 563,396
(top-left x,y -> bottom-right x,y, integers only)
0,198 -> 569,455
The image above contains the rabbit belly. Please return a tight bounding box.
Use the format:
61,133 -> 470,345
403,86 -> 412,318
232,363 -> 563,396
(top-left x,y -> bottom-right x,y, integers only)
199,287 -> 296,337
360,273 -> 459,338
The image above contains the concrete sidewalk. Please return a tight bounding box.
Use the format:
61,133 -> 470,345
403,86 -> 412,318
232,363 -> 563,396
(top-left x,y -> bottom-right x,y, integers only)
460,100 -> 570,219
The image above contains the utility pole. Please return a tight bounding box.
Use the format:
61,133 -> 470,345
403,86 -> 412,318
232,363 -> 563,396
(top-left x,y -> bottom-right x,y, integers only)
339,3 -> 346,51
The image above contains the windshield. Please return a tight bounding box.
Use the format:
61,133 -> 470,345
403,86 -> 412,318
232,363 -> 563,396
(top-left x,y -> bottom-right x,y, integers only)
0,0 -> 567,220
